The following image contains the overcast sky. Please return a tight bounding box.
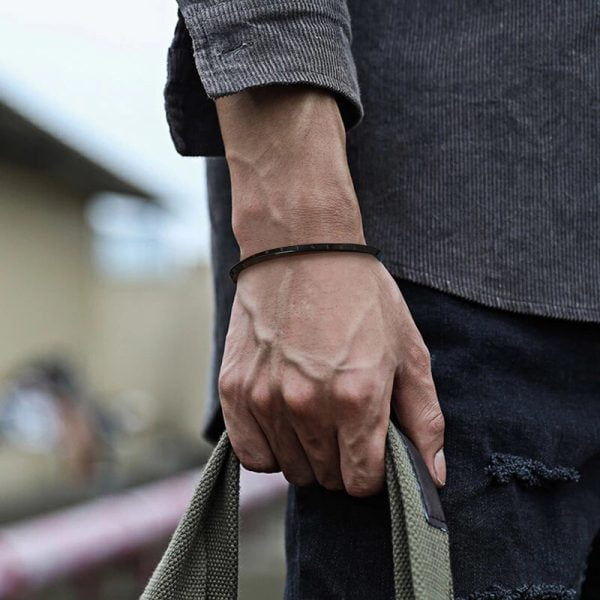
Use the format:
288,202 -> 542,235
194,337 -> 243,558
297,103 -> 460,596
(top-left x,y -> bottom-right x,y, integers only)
0,0 -> 211,260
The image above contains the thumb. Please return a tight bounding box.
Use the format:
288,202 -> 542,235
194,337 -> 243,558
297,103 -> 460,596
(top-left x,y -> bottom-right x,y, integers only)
391,347 -> 446,488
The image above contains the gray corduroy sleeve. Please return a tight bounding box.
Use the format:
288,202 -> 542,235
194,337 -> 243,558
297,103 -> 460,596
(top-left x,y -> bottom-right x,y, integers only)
175,0 -> 364,132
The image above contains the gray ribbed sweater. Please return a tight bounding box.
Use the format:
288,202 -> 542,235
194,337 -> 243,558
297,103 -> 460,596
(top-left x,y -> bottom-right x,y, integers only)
166,0 -> 600,324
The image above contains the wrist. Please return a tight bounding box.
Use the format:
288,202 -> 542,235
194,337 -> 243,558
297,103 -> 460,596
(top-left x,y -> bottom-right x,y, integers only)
234,205 -> 366,260
232,180 -> 365,259
217,85 -> 364,258
217,85 -> 347,163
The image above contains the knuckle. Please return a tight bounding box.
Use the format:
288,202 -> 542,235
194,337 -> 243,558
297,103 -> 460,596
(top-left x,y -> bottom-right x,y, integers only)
281,380 -> 316,404
284,471 -> 315,488
419,404 -> 445,439
427,410 -> 445,438
405,399 -> 445,443
218,372 -> 238,399
238,451 -> 277,473
332,378 -> 378,409
345,477 -> 381,498
248,389 -> 274,417
305,445 -> 329,467
282,385 -> 317,418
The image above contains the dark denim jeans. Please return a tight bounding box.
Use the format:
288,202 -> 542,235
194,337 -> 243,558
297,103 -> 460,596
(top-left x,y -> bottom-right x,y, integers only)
284,278 -> 600,600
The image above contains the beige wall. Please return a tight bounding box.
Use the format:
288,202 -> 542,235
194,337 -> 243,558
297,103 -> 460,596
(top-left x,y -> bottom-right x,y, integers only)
0,161 -> 214,436
85,266 -> 214,436
0,163 -> 88,378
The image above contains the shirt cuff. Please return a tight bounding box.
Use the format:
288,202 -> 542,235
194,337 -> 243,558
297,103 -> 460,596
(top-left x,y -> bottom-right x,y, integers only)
178,0 -> 364,132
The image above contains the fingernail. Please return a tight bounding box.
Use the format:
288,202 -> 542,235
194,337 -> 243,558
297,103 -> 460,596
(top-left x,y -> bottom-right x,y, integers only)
434,448 -> 446,487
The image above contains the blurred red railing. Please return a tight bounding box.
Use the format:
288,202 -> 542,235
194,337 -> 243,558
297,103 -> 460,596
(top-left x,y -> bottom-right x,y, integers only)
0,468 -> 288,598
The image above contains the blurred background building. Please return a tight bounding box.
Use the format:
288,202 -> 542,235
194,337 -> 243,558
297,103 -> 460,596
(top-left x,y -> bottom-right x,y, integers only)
0,94 -> 213,513
0,1 -> 286,597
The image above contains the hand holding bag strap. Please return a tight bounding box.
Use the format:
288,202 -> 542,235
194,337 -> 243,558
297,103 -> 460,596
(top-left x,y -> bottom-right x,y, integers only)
142,422 -> 454,599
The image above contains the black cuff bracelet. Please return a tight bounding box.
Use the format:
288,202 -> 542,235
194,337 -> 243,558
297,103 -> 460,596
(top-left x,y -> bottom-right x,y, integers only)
229,243 -> 384,284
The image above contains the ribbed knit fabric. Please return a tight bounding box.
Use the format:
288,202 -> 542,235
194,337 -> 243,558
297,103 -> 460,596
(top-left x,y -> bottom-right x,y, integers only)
166,0 -> 600,322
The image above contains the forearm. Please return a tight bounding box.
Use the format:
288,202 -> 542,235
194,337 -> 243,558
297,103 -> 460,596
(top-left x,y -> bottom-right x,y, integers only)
214,85 -> 365,259
215,85 -> 446,496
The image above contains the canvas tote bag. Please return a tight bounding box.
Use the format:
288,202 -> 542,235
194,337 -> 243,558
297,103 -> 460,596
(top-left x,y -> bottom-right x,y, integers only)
141,419 -> 454,599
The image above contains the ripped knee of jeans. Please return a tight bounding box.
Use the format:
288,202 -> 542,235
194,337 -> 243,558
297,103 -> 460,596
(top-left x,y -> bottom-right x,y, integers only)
457,583 -> 576,600
485,453 -> 580,488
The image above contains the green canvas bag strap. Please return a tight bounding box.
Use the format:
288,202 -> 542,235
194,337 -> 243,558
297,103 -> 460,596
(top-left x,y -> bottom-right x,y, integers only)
142,422 -> 454,600
142,432 -> 239,600
385,422 -> 454,599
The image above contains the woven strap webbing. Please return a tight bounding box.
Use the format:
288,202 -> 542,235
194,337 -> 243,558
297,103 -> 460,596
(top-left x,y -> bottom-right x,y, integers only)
142,422 -> 454,599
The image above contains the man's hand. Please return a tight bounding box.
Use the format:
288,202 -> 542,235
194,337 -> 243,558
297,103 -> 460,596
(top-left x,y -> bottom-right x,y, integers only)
215,85 -> 446,496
